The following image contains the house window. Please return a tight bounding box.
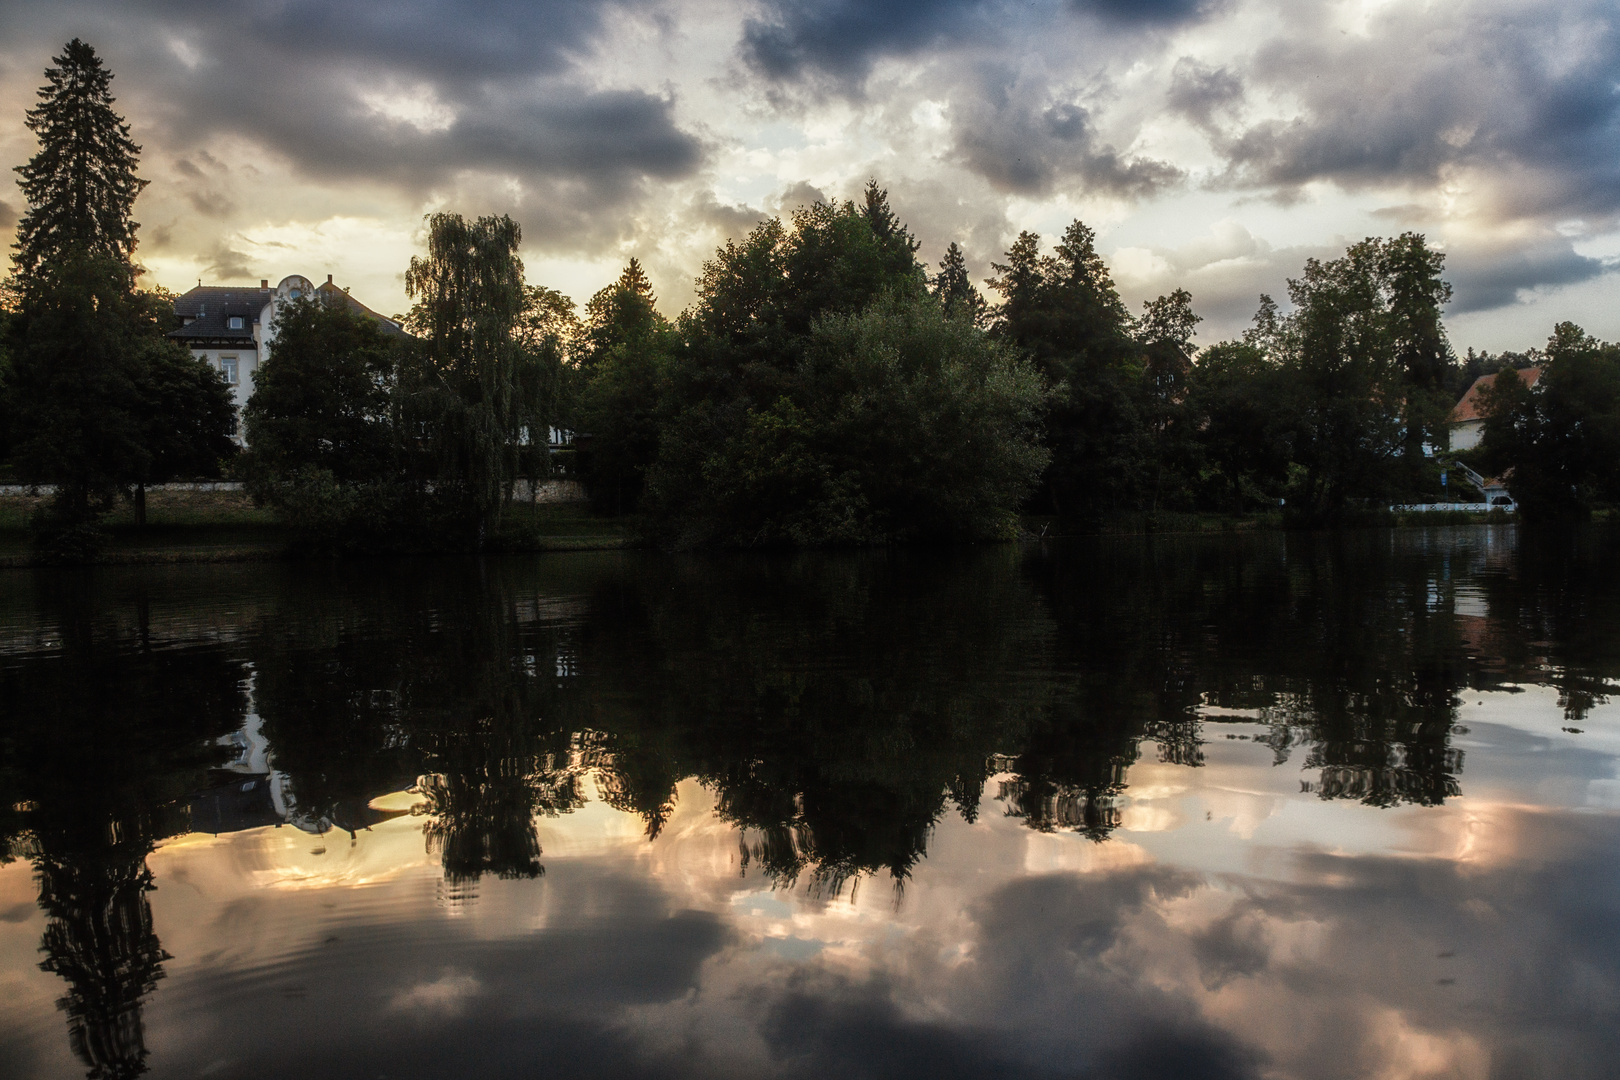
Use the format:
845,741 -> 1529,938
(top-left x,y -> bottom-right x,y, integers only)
228,316 -> 244,329
220,356 -> 239,384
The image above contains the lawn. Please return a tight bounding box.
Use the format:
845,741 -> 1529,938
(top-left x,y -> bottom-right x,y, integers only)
0,491 -> 628,565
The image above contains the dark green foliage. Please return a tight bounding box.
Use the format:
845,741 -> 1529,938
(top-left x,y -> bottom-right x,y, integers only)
643,191 -> 1041,546
235,217 -> 568,555
930,241 -> 987,325
5,252 -> 149,519
1271,242 -> 1405,520
1136,289 -> 1201,510
1478,323 -> 1620,519
1186,342 -> 1292,511
240,296 -> 422,554
678,192 -> 927,396
578,257 -> 662,371
1246,235 -> 1456,522
242,295 -> 398,486
3,253 -> 230,548
1381,233 -> 1454,483
574,260 -> 676,514
645,217 -> 1050,547
403,213 -> 559,539
2,42 -> 235,558
11,39 -> 145,284
137,335 -> 238,485
988,221 -> 1144,520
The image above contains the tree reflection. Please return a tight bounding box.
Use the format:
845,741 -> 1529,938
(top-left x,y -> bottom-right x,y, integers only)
574,550 -> 1060,892
33,846 -> 168,1079
5,530 -> 1618,1074
246,562 -> 593,887
0,575 -> 247,1079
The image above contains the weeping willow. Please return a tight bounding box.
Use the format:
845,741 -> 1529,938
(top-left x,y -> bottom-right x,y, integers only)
403,213 -> 556,542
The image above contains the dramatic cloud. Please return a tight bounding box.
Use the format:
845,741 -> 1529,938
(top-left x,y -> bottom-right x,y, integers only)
1210,0 -> 1620,223
742,0 -> 992,86
0,0 -> 705,253
950,69 -> 1183,196
0,0 -> 1614,342
1444,235 -> 1611,313
1166,58 -> 1244,132
741,0 -> 1216,89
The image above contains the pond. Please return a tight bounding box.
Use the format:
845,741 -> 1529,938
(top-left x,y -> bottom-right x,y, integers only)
1,528 -> 1617,1079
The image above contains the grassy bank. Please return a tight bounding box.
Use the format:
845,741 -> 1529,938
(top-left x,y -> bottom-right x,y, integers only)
1023,510 -> 1285,537
1024,506 -> 1520,537
0,491 -> 628,567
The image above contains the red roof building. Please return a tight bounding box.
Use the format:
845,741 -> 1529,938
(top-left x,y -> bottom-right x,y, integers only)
1450,366 -> 1541,450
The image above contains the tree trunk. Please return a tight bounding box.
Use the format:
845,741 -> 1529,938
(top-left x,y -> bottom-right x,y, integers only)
134,482 -> 146,528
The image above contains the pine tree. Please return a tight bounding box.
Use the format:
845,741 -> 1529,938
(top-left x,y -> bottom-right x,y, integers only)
857,180 -> 923,286
3,42 -> 234,553
859,179 -> 919,254
12,39 -> 147,284
931,242 -> 987,326
580,258 -> 666,367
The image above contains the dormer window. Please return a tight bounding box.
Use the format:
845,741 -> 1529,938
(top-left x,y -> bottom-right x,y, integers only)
228,316 -> 244,330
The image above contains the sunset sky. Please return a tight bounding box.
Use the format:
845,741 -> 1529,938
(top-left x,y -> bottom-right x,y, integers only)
1,0 -> 1616,349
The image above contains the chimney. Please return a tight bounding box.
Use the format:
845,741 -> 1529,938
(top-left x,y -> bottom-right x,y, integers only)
327,274 -> 334,284
261,279 -> 268,288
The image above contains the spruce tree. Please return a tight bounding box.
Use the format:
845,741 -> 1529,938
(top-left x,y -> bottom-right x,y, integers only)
931,242 -> 987,326
12,39 -> 146,284
3,41 -> 234,553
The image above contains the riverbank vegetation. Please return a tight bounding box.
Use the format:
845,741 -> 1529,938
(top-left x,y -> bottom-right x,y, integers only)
2,40 -> 1617,562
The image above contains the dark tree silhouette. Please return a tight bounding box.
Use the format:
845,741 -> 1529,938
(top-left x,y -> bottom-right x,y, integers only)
11,39 -> 145,283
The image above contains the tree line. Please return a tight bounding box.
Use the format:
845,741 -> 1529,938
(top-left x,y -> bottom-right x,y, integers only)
3,40 -> 1616,561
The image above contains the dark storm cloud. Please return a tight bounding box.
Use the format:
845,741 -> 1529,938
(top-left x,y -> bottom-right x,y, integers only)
1081,0 -> 1211,23
1167,57 -> 1243,130
0,0 -> 704,245
951,72 -> 1182,196
741,0 -> 1214,89
1445,239 -> 1610,314
202,240 -> 255,280
742,0 -> 988,85
1212,0 -> 1620,222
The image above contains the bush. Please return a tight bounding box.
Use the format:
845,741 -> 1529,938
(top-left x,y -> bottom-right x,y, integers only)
643,296 -> 1050,547
29,507 -> 108,563
260,467 -> 473,556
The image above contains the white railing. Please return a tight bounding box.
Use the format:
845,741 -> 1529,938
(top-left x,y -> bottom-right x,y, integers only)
0,481 -> 245,496
1389,502 -> 1512,513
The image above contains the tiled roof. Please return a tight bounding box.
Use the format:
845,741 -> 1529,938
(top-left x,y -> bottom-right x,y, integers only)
315,279 -> 407,336
1451,366 -> 1542,424
167,280 -> 408,341
169,286 -> 271,341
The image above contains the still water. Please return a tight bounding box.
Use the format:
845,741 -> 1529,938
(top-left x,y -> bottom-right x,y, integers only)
1,528 -> 1617,1080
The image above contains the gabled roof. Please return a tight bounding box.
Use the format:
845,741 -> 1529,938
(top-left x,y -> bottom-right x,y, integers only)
315,278 -> 407,336
169,285 -> 271,341
1451,366 -> 1542,424
166,278 -> 408,342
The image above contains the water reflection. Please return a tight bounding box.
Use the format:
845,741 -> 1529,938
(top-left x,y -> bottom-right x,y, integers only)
0,583 -> 245,1079
0,528 -> 1617,1078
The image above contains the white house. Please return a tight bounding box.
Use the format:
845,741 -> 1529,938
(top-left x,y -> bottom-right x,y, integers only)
169,274 -> 405,439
